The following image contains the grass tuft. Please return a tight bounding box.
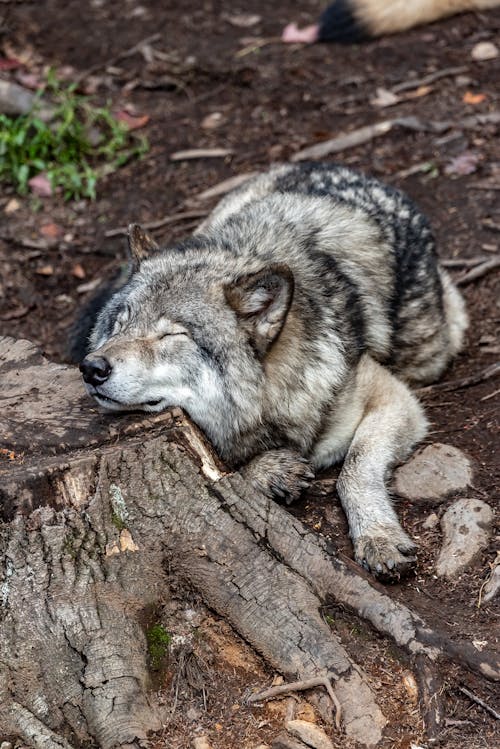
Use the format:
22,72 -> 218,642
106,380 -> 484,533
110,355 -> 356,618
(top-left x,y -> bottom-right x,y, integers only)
0,71 -> 148,200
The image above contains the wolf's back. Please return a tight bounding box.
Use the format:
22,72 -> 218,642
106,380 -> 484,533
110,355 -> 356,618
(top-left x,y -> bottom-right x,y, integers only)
203,163 -> 467,384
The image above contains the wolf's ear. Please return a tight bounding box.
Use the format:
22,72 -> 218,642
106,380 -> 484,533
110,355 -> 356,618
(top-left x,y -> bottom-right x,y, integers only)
225,264 -> 294,357
127,224 -> 159,269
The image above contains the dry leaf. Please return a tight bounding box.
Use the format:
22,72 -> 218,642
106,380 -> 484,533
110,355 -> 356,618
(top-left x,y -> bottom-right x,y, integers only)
115,110 -> 150,130
16,72 -> 43,90
371,87 -> 400,108
201,111 -> 224,129
40,222 -> 62,239
28,174 -> 52,197
0,57 -> 22,71
4,198 -> 21,214
462,91 -> 487,104
72,263 -> 86,279
224,13 -> 261,28
35,265 -> 54,276
445,151 -> 480,176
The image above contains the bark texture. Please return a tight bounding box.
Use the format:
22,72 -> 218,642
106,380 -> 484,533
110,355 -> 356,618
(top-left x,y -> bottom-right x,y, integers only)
0,337 -> 498,748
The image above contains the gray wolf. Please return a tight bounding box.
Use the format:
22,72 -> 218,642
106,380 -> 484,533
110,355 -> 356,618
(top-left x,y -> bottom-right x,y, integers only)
77,163 -> 468,580
282,0 -> 500,44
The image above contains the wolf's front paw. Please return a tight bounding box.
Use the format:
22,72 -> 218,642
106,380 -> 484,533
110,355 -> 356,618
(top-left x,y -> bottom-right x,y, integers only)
354,529 -> 417,581
243,449 -> 314,505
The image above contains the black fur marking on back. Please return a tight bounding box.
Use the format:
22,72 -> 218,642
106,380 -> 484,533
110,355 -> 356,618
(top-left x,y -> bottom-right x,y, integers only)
318,0 -> 369,43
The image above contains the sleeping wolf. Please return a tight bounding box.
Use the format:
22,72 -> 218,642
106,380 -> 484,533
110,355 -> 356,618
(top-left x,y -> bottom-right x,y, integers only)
78,163 -> 468,579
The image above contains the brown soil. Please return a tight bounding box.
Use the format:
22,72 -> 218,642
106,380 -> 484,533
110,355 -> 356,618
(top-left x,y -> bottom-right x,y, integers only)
0,2 -> 499,748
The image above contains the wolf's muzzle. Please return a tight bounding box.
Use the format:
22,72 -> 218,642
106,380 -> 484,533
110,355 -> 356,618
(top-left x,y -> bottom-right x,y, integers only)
80,356 -> 112,386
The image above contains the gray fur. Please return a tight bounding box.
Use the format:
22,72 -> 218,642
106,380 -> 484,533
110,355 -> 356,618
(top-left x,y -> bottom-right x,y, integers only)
79,163 -> 468,579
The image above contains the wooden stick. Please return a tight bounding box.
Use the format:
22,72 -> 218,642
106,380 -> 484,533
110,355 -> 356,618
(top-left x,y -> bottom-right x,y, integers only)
392,65 -> 468,93
104,210 -> 208,237
441,255 -> 490,268
74,33 -> 162,83
459,686 -> 500,720
417,362 -> 500,395
456,256 -> 500,285
247,674 -> 342,729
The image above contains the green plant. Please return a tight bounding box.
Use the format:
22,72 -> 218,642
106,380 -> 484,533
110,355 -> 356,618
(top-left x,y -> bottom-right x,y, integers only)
0,71 -> 148,200
146,624 -> 172,670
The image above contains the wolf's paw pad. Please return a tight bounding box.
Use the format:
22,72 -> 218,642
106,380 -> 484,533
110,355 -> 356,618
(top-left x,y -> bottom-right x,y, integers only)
354,533 -> 417,581
245,449 -> 314,505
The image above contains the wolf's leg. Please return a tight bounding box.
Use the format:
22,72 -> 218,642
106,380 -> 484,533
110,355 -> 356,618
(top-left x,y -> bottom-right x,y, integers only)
336,359 -> 428,579
242,449 -> 314,505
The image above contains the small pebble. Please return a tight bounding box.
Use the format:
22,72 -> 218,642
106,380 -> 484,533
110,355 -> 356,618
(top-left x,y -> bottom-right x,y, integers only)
394,443 -> 473,502
471,41 -> 499,61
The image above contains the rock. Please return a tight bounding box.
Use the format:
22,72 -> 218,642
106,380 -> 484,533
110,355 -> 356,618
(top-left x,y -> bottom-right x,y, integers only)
471,41 -> 499,61
393,443 -> 473,502
1,742 -> 13,749
285,720 -> 334,749
436,498 -> 493,579
272,733 -> 307,749
422,512 -> 439,530
193,737 -> 212,749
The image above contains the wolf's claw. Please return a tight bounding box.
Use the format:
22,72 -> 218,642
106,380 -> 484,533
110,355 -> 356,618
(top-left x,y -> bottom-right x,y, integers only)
354,531 -> 417,581
243,449 -> 314,505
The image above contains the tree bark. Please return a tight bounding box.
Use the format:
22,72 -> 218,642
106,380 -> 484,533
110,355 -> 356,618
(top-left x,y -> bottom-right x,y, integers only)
0,337 -> 498,748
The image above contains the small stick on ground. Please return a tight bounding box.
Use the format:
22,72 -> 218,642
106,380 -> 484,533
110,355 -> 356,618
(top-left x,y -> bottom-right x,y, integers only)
392,65 -> 468,93
459,686 -> 500,720
105,209 -> 208,237
247,674 -> 342,730
456,256 -> 500,285
441,255 -> 490,268
74,33 -> 161,83
417,362 -> 500,395
483,219 -> 500,233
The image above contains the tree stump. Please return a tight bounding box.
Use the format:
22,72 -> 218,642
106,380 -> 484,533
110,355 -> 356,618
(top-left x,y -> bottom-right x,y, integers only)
1,337 -> 498,749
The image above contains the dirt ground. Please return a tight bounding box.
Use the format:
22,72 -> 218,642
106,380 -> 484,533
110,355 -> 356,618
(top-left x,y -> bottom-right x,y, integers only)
0,2 -> 499,748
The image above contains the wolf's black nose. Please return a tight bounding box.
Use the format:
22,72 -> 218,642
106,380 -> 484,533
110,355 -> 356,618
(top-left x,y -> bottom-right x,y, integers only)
80,356 -> 112,386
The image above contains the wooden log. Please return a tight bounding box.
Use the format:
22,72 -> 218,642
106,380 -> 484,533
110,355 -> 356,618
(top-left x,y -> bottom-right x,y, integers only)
0,337 -> 498,748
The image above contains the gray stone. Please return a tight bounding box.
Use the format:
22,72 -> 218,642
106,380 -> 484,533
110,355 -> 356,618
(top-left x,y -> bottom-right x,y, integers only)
285,720 -> 334,749
393,443 -> 473,502
436,498 -> 494,579
422,512 -> 439,530
272,732 -> 307,749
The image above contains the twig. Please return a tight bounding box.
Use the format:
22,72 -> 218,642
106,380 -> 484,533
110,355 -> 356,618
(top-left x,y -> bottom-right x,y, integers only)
74,33 -> 162,83
483,219 -> 500,233
417,362 -> 500,395
441,255 -> 491,268
186,172 -> 257,205
170,148 -> 233,161
247,674 -> 342,729
235,36 -> 282,58
291,111 -> 500,161
481,387 -> 500,402
470,182 -> 500,191
459,686 -> 500,720
105,209 -> 208,237
392,65 -> 468,93
456,256 -> 500,285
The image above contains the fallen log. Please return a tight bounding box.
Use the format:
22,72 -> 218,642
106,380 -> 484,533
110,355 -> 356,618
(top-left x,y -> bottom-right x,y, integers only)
0,337 -> 498,748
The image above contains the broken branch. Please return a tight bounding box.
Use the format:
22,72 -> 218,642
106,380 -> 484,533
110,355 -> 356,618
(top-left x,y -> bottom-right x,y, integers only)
456,256 -> 500,285
247,674 -> 342,730
417,362 -> 500,395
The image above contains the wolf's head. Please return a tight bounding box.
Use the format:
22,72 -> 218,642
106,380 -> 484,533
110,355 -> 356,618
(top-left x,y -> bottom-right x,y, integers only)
79,224 -> 294,456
